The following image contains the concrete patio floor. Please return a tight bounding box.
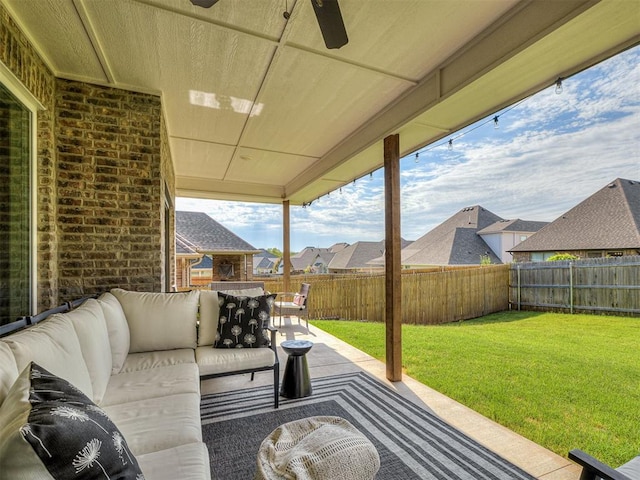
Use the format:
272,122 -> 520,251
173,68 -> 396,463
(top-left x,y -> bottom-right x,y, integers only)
201,318 -> 583,480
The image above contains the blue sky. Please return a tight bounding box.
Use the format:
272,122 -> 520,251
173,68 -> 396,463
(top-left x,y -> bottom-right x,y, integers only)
177,45 -> 640,252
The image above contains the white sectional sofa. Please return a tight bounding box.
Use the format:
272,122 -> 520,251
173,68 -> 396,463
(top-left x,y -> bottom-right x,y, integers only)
0,288 -> 279,480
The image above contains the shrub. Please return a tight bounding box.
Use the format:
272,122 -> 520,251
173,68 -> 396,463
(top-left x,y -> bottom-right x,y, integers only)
546,253 -> 580,261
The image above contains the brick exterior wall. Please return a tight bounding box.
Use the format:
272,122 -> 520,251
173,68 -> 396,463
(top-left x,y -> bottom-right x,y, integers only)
55,79 -> 164,299
0,3 -> 176,313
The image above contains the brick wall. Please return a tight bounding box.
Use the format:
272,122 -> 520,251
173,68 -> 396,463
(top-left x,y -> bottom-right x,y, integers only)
1,3 -> 175,312
55,79 -> 163,299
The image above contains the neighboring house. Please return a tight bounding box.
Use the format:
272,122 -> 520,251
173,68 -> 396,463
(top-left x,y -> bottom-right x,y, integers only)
477,219 -> 549,264
402,205 -> 547,266
175,211 -> 260,288
253,249 -> 279,275
288,247 -> 337,274
510,178 -> 640,262
336,239 -> 413,272
402,206 -> 504,266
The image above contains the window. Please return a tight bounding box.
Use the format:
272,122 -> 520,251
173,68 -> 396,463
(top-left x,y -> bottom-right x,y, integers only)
0,82 -> 33,324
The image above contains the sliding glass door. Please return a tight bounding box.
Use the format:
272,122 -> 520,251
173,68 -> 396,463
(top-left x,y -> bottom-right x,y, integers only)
0,83 -> 32,325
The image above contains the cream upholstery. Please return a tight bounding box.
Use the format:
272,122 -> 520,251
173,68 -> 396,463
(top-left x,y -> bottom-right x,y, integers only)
112,289 -> 199,353
0,342 -> 18,407
0,287 -> 282,480
120,349 -> 196,373
63,298 -> 113,404
102,363 -> 200,406
98,291 -> 130,374
2,315 -> 93,399
103,392 -> 203,456
137,443 -> 212,480
196,345 -> 276,376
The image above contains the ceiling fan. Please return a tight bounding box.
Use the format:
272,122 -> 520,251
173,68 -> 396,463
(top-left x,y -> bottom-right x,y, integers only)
190,0 -> 349,49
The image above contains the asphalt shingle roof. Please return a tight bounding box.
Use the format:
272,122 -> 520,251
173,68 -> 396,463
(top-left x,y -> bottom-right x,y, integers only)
176,211 -> 258,253
402,205 -> 503,265
477,219 -> 549,234
510,178 -> 640,252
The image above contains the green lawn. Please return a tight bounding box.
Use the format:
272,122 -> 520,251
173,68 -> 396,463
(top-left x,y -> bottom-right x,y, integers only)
310,311 -> 640,467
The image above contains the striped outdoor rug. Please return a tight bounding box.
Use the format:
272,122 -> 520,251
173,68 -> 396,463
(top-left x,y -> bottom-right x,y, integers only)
200,372 -> 535,480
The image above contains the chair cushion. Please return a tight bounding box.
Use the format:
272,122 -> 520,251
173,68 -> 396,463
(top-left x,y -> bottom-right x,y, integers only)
97,292 -> 131,375
63,298 -> 113,405
3,315 -> 93,400
111,289 -> 199,353
0,341 -> 18,408
0,362 -> 142,480
214,292 -> 276,349
136,443 -> 211,480
293,294 -> 305,306
617,455 -> 640,478
196,346 -> 276,376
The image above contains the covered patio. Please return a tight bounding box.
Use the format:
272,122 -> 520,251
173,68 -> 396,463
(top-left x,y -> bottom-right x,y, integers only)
201,318 -> 581,479
0,2 -> 638,477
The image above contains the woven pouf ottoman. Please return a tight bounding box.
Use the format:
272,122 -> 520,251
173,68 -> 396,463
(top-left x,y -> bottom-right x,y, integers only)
255,416 -> 380,480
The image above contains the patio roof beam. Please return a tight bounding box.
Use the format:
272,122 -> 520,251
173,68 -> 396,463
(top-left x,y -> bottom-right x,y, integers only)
384,134 -> 402,382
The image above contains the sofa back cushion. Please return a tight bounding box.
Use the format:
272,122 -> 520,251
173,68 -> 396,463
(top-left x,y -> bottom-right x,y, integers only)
111,289 -> 200,353
198,287 -> 264,346
0,342 -> 18,408
62,298 -> 113,405
1,315 -> 93,399
98,292 -> 130,375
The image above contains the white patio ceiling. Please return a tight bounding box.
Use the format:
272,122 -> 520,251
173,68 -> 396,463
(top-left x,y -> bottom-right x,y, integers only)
4,0 -> 639,205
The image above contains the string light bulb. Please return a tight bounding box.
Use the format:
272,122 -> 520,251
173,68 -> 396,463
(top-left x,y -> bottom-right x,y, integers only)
448,139 -> 453,150
555,78 -> 563,94
493,115 -> 499,129
415,152 -> 419,163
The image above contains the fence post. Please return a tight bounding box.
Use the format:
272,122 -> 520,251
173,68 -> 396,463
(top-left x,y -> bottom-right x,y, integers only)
517,264 -> 521,311
569,261 -> 574,314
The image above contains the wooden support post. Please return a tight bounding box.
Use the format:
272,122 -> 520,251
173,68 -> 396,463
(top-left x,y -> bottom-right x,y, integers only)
384,134 -> 402,382
283,200 -> 291,294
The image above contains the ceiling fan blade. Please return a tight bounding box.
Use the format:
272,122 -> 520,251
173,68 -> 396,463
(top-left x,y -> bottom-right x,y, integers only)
310,0 -> 349,49
190,0 -> 220,8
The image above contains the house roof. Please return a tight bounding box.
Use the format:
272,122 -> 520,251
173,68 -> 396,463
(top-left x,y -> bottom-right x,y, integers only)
192,255 -> 213,270
176,211 -> 259,254
402,205 -> 503,265
6,1 -> 637,205
511,178 -> 640,252
477,219 -> 549,235
175,233 -> 199,256
329,241 -> 385,270
254,256 -> 275,270
290,247 -> 335,271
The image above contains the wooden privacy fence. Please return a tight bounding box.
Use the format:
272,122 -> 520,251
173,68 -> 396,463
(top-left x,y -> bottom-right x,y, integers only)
258,264 -> 509,325
509,256 -> 640,316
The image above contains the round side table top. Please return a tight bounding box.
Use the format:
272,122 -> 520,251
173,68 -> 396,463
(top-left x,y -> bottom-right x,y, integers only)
281,339 -> 313,356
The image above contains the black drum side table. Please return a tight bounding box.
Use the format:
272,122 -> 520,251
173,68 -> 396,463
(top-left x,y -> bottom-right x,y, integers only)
280,340 -> 313,399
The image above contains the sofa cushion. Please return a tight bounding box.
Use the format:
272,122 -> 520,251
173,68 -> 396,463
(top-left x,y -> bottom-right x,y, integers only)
198,288 -> 264,347
136,443 -> 211,480
63,299 -> 112,404
214,292 -> 276,349
111,289 -> 199,353
0,363 -> 142,480
196,346 -> 276,376
103,392 -> 203,456
0,341 -> 18,408
3,315 -> 93,400
101,363 -> 200,407
119,348 -> 196,373
97,292 -> 130,375
617,455 -> 640,478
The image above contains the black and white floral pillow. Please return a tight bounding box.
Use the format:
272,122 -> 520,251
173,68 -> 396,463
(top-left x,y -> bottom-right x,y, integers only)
10,362 -> 144,479
214,292 -> 276,349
